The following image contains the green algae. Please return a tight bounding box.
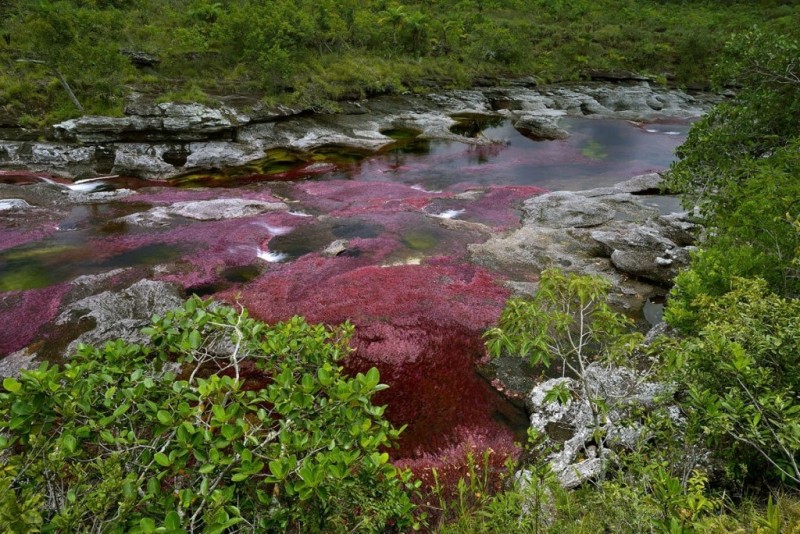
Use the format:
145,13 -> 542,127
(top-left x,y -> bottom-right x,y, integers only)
581,139 -> 609,160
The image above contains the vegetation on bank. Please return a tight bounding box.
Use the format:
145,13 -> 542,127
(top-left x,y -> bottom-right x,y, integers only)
1,0 -> 799,125
1,3 -> 800,533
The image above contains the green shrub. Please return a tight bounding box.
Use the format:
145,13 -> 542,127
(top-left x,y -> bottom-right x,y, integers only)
662,278 -> 800,487
0,297 -> 419,532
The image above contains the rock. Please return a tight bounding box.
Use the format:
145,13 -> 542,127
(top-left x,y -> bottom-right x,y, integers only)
120,49 -> 161,68
585,69 -> 651,83
112,144 -> 177,178
0,349 -> 38,378
592,225 -> 691,285
513,115 -> 570,140
56,279 -> 184,355
120,198 -> 288,226
183,141 -> 263,169
4,83 -> 719,180
53,102 -> 241,144
523,191 -> 616,228
0,198 -> 32,211
470,175 -> 697,311
321,239 -> 349,257
524,363 -> 664,488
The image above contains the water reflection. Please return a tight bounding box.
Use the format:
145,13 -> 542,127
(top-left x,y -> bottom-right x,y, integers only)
314,117 -> 688,192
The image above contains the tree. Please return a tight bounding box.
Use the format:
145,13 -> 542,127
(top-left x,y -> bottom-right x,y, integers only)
0,297 -> 419,532
663,29 -> 800,309
484,269 -> 642,439
667,29 -> 800,215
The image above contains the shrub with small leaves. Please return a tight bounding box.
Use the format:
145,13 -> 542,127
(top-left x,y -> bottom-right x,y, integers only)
0,296 -> 419,533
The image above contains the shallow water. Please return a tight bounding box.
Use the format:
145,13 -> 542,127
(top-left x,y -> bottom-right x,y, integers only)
332,118 -> 688,192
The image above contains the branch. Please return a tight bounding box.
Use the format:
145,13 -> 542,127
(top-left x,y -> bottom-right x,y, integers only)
16,59 -> 84,113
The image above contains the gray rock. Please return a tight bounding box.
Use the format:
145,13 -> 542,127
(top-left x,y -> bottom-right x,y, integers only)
321,239 -> 349,257
591,224 -> 691,285
56,279 -> 184,355
523,191 -> 616,228
120,198 -> 288,226
184,141 -> 263,169
513,115 -> 570,140
470,175 -> 697,310
525,363 -> 664,488
4,83 -> 719,180
0,349 -> 38,378
112,144 -> 177,178
0,198 -> 32,211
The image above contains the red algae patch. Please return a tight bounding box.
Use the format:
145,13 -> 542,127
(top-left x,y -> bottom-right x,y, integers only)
225,258 -> 526,459
0,284 -> 69,356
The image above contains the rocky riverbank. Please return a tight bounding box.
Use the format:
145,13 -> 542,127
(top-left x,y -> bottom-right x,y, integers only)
0,81 -> 719,180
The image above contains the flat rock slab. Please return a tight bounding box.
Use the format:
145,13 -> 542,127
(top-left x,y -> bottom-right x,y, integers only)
120,198 -> 288,226
469,174 -> 697,311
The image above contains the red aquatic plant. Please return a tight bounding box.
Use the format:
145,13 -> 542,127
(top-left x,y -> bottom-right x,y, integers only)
225,258 -> 525,458
0,284 -> 70,356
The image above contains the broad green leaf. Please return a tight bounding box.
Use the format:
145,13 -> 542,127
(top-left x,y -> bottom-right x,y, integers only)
2,377 -> 21,393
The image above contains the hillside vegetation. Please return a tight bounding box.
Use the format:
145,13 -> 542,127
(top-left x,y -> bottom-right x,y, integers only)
0,0 -> 798,124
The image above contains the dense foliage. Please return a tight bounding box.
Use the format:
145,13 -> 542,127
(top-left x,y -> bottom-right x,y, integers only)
0,297 -> 418,533
666,29 -> 800,306
1,0 -> 798,123
663,278 -> 800,487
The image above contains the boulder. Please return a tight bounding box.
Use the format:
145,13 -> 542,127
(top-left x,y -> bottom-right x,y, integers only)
56,279 -> 184,355
523,363 -> 664,488
513,115 -> 570,141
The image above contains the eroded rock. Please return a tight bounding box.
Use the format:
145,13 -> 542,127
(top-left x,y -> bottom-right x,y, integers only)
513,114 -> 570,140
470,174 -> 698,313
1,82 -> 718,180
522,363 -> 664,488
56,279 -> 183,355
120,198 -> 288,226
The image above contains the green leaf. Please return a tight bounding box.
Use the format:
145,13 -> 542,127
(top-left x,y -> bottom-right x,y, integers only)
62,433 -> 77,454
198,463 -> 215,474
2,377 -> 21,393
189,329 -> 202,349
165,511 -> 181,530
154,452 -> 172,467
157,410 -> 173,425
231,472 -> 249,482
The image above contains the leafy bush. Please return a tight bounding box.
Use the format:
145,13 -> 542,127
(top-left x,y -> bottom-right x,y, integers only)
0,297 -> 419,532
662,277 -> 800,487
